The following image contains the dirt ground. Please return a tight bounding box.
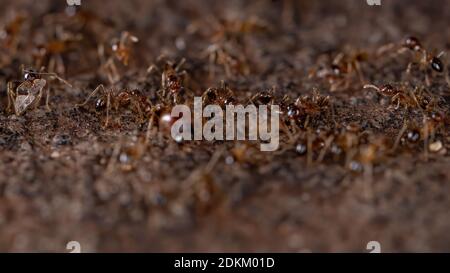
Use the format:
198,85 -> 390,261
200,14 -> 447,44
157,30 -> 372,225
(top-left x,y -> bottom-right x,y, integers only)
0,0 -> 449,252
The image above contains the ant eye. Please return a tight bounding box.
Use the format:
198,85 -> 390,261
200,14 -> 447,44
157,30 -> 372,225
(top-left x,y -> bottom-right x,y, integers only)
431,57 -> 444,72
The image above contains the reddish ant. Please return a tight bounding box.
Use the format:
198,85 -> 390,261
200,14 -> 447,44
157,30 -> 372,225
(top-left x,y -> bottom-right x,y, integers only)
147,56 -> 188,104
208,16 -> 270,43
363,83 -> 420,110
99,31 -> 139,84
378,36 -> 450,87
201,81 -> 236,107
32,27 -> 83,75
309,50 -> 368,91
7,68 -> 71,116
0,12 -> 26,54
76,84 -> 151,128
203,43 -> 249,79
283,90 -> 330,130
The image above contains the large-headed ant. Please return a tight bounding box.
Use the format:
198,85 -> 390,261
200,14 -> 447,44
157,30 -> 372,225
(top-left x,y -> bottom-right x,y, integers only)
7,68 -> 71,116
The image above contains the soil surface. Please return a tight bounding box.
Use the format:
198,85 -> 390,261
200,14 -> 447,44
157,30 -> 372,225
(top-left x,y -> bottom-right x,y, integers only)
0,0 -> 449,252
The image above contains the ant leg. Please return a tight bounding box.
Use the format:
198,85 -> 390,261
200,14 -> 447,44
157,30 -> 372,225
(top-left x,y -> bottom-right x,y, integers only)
23,70 -> 72,87
146,63 -> 160,74
208,51 -> 216,80
392,120 -> 408,151
354,61 -> 365,85
145,113 -> 155,145
131,98 -> 144,123
104,89 -> 112,128
406,62 -> 415,75
306,130 -> 313,167
376,43 -> 396,56
175,58 -> 186,72
6,81 -> 15,113
104,59 -> 120,84
363,84 -> 380,92
391,94 -> 400,110
76,84 -> 106,107
423,116 -> 429,161
45,87 -> 51,111
317,135 -> 334,163
425,72 -> 431,87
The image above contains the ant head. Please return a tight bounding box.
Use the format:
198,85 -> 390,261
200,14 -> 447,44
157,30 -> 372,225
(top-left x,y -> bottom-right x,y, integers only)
403,36 -> 422,51
431,57 -> 444,72
24,70 -> 41,81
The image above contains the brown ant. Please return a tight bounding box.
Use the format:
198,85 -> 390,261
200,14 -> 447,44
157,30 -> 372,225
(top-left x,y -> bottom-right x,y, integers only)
209,16 -> 270,43
76,84 -> 151,128
201,81 -> 236,107
248,89 -> 279,106
378,37 -> 450,87
7,68 -> 71,116
284,90 -> 331,130
0,13 -> 26,54
147,56 -> 188,104
364,83 -> 419,110
32,26 -> 83,75
309,50 -> 368,91
99,31 -> 139,84
203,43 -> 249,79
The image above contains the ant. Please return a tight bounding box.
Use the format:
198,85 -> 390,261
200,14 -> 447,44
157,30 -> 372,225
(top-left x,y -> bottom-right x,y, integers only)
0,13 -> 26,54
363,83 -> 419,110
208,16 -> 270,44
309,50 -> 369,91
7,68 -> 71,116
203,43 -> 249,79
284,90 -> 331,130
147,56 -> 188,104
76,84 -> 151,128
99,31 -> 139,84
248,88 -> 287,107
32,26 -> 83,75
201,81 -> 236,107
378,36 -> 450,87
